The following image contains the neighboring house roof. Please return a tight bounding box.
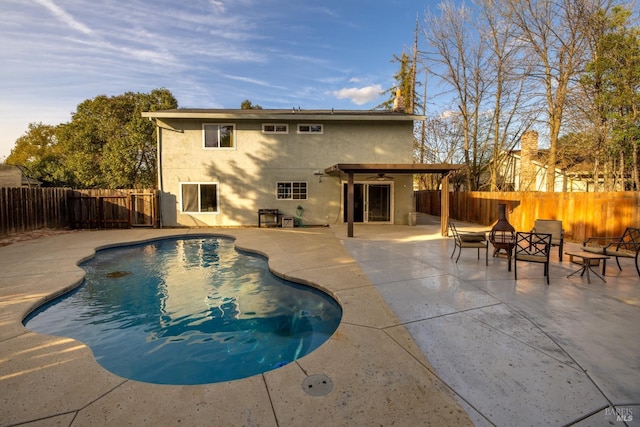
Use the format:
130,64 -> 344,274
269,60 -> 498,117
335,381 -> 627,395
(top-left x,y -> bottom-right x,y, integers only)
0,165 -> 41,188
506,148 -> 596,175
142,108 -> 424,122
505,150 -> 564,174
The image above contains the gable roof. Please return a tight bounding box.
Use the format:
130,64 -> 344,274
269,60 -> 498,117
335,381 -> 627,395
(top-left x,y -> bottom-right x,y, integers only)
142,108 -> 423,122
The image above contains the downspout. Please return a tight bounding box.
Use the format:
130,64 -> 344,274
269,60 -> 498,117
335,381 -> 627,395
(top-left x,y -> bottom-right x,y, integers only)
155,121 -> 163,229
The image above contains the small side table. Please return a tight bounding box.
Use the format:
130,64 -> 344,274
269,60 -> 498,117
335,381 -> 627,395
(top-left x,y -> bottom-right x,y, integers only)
565,251 -> 610,284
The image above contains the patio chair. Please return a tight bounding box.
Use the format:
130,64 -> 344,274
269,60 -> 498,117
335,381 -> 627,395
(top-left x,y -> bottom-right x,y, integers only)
449,222 -> 488,265
531,219 -> 564,261
581,227 -> 640,276
514,231 -> 552,284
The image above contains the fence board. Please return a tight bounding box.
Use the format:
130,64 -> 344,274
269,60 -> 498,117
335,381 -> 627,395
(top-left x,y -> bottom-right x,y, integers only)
416,190 -> 639,243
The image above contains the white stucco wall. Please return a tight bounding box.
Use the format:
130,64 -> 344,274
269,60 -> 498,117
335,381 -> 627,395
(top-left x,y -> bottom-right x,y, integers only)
153,114 -> 416,227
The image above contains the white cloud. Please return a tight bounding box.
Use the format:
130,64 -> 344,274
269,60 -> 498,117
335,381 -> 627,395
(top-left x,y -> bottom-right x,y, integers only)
209,0 -> 226,13
222,74 -> 286,89
33,0 -> 93,35
332,84 -> 382,105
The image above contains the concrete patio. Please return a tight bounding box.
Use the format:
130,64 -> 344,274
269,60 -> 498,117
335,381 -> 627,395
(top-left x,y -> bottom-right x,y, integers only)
0,218 -> 638,426
336,216 -> 639,426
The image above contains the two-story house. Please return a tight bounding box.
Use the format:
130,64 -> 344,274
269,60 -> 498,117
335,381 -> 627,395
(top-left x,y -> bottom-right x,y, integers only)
142,108 -> 456,232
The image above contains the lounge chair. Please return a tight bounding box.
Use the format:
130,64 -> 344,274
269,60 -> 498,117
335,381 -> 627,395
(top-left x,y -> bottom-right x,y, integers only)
581,227 -> 640,276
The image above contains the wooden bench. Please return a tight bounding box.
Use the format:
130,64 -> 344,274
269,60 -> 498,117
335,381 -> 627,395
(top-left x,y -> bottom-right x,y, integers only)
581,227 -> 640,276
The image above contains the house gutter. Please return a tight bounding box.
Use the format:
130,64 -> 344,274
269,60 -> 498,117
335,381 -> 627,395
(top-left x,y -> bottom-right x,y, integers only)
141,110 -> 424,122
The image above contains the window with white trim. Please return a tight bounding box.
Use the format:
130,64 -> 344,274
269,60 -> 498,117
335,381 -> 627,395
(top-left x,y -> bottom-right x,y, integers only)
297,124 -> 323,134
277,181 -> 308,200
203,124 -> 235,148
181,183 -> 219,213
262,123 -> 289,134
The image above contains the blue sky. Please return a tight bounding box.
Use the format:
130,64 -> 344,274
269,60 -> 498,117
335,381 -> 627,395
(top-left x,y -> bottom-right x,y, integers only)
0,0 -> 431,160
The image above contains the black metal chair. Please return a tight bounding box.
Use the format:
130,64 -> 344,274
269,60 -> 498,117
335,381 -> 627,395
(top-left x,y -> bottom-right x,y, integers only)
449,222 -> 488,266
514,232 -> 552,284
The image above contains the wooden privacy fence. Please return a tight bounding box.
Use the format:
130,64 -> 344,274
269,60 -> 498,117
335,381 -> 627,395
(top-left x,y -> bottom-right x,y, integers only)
0,188 -> 158,236
0,187 -> 69,235
416,190 -> 640,243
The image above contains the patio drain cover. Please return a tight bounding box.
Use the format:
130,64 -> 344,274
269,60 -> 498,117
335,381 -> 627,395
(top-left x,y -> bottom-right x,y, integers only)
302,374 -> 333,396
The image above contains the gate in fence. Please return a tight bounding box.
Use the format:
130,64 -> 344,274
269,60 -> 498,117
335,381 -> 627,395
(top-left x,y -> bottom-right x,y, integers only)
67,190 -> 158,229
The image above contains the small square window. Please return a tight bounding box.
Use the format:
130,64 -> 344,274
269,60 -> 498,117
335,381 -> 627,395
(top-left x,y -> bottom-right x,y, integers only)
297,124 -> 323,134
263,123 -> 289,134
276,181 -> 308,200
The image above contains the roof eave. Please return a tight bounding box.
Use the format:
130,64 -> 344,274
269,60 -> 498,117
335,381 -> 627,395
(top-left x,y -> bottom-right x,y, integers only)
141,109 -> 424,122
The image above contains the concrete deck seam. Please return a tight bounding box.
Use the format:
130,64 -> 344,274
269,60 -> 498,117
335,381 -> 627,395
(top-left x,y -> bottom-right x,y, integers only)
457,290 -> 624,409
6,378 -> 128,427
466,289 -> 606,376
0,331 -> 29,345
72,378 -> 130,414
458,306 -> 589,373
340,320 -> 402,330
331,283 -> 375,291
6,410 -> 79,427
563,403 -> 610,426
381,327 -> 495,427
386,301 -> 504,327
261,373 -> 281,427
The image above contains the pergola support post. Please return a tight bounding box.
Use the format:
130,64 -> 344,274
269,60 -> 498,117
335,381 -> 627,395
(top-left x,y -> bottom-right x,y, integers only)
441,173 -> 450,236
347,172 -> 354,237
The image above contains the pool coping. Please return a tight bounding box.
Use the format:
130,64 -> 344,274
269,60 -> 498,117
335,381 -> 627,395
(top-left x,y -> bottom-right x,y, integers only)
0,228 -> 471,426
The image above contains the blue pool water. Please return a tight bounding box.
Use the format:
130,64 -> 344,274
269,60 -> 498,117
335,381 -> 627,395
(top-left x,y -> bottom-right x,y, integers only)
24,237 -> 342,385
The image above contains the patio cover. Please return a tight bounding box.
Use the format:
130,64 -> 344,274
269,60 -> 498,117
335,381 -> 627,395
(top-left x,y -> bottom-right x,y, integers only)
324,163 -> 464,237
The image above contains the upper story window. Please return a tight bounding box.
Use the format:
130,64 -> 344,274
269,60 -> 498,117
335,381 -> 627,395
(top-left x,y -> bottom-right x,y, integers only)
203,124 -> 235,149
262,123 -> 289,134
297,124 -> 323,134
277,181 -> 308,200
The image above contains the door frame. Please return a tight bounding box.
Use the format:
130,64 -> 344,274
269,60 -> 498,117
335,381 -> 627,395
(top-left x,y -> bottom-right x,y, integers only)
342,181 -> 394,224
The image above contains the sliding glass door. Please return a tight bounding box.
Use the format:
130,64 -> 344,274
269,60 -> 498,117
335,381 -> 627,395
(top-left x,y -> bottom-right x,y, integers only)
343,183 -> 392,223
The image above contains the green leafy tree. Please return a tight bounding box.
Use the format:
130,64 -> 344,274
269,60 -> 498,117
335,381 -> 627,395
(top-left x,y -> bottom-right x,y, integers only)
7,88 -> 177,188
58,88 -> 177,188
6,123 -> 69,186
240,99 -> 263,109
378,52 -> 418,112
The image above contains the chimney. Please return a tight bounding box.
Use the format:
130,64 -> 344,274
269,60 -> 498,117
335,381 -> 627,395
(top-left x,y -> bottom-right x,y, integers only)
519,130 -> 539,191
392,88 -> 405,113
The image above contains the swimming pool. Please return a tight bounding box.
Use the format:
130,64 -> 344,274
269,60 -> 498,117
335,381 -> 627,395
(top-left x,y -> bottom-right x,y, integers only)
24,237 -> 342,385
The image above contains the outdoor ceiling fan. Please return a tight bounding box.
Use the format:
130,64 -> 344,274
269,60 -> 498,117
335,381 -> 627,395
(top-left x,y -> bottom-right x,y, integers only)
366,173 -> 394,181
